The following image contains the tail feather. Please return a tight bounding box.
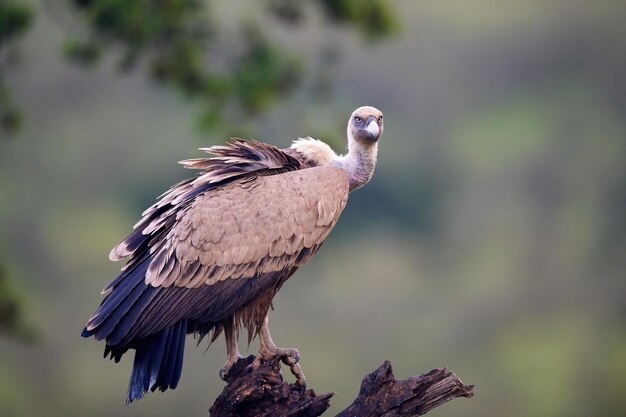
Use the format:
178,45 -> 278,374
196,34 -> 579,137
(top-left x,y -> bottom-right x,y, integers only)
126,320 -> 187,403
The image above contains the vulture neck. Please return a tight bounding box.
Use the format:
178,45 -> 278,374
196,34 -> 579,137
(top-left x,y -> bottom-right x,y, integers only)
334,135 -> 378,191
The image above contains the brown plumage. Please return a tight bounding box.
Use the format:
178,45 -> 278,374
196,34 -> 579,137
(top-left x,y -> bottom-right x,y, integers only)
82,106 -> 384,403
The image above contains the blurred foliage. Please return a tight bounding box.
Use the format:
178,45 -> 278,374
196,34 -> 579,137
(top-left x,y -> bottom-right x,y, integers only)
0,1 -> 33,136
0,265 -> 38,342
0,0 -> 396,136
269,0 -> 398,39
62,0 -> 396,131
317,0 -> 398,39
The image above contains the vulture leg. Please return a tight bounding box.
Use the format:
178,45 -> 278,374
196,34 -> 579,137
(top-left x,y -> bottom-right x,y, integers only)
219,316 -> 242,380
252,314 -> 306,386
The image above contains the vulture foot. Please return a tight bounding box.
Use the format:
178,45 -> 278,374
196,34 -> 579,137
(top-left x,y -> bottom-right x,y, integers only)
252,346 -> 306,387
219,353 -> 243,381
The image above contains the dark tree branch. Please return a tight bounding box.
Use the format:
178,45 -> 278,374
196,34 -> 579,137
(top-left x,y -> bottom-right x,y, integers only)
337,361 -> 474,417
209,355 -> 474,417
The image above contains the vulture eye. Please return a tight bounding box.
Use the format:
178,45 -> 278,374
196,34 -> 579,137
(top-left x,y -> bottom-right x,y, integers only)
355,116 -> 362,123
378,116 -> 383,123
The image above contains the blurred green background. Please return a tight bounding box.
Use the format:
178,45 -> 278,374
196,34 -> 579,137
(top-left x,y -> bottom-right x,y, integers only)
1,1 -> 625,416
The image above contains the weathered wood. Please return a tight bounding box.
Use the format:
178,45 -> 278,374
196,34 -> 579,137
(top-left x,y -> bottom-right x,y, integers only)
337,361 -> 474,417
209,355 -> 474,417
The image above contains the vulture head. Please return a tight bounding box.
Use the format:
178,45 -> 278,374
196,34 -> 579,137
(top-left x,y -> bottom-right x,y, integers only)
349,106 -> 384,144
289,105 -> 383,190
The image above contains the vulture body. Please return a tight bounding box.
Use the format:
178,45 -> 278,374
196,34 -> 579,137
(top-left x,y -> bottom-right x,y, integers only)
82,106 -> 384,402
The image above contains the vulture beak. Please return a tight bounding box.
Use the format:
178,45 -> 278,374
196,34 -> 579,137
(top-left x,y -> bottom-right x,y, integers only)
365,117 -> 380,141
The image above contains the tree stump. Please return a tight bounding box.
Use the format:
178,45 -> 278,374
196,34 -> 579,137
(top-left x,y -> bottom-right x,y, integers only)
209,355 -> 474,417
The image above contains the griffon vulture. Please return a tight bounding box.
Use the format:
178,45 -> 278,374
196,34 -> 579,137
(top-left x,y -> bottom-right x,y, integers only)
82,106 -> 384,402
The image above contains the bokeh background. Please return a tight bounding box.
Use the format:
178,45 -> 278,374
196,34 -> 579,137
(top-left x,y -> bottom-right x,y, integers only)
1,1 -> 625,416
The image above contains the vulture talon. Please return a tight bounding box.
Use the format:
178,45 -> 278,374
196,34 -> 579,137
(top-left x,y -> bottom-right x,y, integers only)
295,378 -> 307,394
219,351 -> 243,381
282,350 -> 300,365
290,362 -> 306,388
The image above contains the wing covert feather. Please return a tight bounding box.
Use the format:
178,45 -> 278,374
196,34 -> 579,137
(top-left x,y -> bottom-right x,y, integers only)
145,166 -> 349,288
